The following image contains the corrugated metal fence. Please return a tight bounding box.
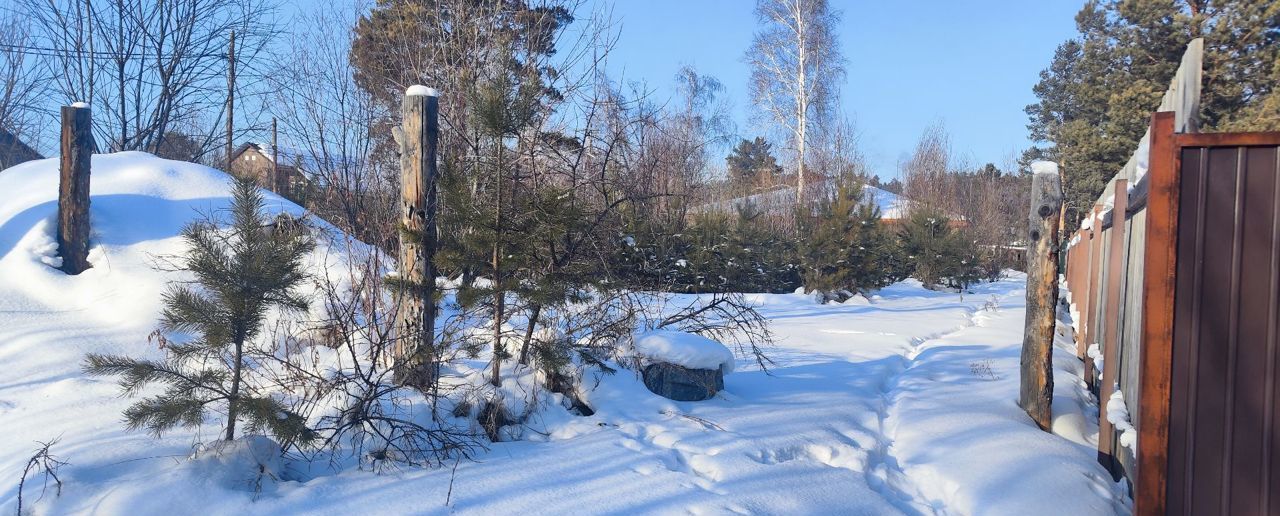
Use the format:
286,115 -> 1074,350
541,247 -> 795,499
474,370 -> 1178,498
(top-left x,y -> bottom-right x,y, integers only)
1062,115 -> 1280,515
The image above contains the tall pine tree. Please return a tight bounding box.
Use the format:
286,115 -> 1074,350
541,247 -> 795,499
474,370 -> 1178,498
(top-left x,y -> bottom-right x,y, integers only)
725,137 -> 783,188
1028,0 -> 1280,224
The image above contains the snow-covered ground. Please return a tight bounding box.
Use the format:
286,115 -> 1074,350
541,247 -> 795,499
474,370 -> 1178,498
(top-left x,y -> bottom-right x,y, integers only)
0,154 -> 1127,514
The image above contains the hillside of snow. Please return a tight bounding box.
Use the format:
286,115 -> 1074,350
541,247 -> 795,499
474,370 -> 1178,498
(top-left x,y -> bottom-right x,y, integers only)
692,183 -> 911,220
0,153 -> 1126,514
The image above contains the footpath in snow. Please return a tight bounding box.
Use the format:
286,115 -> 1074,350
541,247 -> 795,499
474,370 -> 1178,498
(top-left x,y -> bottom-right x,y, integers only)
0,154 -> 1127,514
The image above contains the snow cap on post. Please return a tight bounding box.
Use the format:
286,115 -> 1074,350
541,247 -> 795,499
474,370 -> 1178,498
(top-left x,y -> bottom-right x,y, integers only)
70,102 -> 90,109
1029,160 -> 1059,175
405,85 -> 439,97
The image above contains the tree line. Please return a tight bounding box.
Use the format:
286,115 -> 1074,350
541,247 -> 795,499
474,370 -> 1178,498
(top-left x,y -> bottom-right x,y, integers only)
1025,0 -> 1279,224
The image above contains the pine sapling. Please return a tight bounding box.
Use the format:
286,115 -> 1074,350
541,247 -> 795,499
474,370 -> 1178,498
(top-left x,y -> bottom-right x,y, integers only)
84,178 -> 317,444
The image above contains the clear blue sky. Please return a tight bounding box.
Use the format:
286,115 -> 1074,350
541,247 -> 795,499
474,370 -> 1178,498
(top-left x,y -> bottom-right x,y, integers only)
591,1 -> 1085,178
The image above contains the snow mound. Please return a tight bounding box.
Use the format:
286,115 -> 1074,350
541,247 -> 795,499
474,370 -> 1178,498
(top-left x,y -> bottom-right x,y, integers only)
1030,160 -> 1059,175
0,152 -> 342,324
633,330 -> 735,373
187,436 -> 284,493
1107,389 -> 1138,452
405,85 -> 439,97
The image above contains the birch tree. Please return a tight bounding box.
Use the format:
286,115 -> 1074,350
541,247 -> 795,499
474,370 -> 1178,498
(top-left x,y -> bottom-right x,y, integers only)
746,0 -> 844,204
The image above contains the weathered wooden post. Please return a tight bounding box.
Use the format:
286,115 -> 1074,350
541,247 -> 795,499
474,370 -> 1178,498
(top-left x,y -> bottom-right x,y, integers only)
58,103 -> 93,275
394,85 -> 440,387
271,117 -> 279,194
1020,161 -> 1063,430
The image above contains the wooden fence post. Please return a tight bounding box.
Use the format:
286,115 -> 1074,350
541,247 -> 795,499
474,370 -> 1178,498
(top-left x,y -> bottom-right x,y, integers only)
1136,111 -> 1178,516
58,103 -> 93,275
1085,203 -> 1108,390
1098,179 -> 1129,476
1021,162 -> 1063,430
394,85 -> 440,387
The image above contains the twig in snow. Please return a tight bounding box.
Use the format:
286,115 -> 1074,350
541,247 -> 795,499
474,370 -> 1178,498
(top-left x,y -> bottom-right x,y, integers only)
17,438 -> 68,515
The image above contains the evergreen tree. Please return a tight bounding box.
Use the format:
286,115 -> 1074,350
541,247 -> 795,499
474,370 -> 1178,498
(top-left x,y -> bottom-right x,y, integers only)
730,202 -> 802,293
1201,0 -> 1280,131
83,179 -> 317,443
798,179 -> 896,302
725,137 -> 782,187
899,208 -> 978,291
1027,1 -> 1280,223
1025,2 -> 1128,222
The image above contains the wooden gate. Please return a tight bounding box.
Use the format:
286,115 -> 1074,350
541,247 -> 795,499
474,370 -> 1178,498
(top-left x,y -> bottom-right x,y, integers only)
1138,115 -> 1280,515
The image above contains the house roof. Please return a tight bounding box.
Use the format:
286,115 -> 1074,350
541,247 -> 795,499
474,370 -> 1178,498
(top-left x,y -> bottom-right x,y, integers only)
692,183 -> 914,220
0,129 -> 44,171
232,142 -> 358,175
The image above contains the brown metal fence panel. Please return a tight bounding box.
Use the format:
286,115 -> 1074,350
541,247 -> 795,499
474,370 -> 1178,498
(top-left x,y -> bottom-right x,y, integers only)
1165,144 -> 1280,516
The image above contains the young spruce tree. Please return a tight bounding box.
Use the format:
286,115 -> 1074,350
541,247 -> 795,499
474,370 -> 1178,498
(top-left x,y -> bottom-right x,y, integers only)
899,207 -> 980,291
84,178 -> 317,443
799,179 -> 895,302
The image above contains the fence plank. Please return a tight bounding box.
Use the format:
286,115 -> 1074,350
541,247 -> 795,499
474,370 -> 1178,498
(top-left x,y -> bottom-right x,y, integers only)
1099,179 -> 1129,476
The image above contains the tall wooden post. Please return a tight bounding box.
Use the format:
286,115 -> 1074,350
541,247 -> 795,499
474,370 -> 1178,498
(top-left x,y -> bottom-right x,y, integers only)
1020,162 -> 1063,430
271,117 -> 279,194
395,85 -> 440,387
58,103 -> 93,275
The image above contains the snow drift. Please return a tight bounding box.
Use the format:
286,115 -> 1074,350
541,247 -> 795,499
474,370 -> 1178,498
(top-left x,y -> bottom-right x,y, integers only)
0,153 -> 1127,515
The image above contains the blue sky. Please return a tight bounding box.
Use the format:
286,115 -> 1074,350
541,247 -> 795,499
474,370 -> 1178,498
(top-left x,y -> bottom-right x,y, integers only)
591,1 -> 1085,178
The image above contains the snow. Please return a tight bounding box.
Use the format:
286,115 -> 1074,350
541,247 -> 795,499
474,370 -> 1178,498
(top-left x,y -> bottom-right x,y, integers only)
690,184 -> 915,220
70,102 -> 90,109
1132,132 -> 1151,184
406,85 -> 439,97
1106,389 -> 1138,452
861,185 -> 912,220
633,330 -> 735,373
1030,160 -> 1059,175
1088,343 -> 1105,380
0,153 -> 1127,514
186,436 -> 285,493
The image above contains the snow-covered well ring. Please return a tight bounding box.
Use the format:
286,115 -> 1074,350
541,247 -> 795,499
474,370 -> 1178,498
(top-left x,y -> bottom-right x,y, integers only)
632,330 -> 734,401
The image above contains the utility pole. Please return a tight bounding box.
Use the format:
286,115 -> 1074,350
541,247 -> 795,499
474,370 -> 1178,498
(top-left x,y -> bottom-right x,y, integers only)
271,117 -> 279,193
225,30 -> 236,171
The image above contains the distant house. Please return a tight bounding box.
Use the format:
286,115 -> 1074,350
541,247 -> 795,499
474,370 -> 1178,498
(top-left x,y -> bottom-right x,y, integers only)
0,128 -> 44,171
228,142 -> 311,203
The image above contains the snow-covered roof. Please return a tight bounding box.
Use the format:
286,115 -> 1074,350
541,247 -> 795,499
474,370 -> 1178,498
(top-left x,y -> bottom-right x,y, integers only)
862,185 -> 910,220
692,183 -> 914,220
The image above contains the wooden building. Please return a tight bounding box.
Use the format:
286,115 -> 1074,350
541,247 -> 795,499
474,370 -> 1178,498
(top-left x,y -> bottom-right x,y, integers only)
228,142 -> 310,203
0,128 -> 44,172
